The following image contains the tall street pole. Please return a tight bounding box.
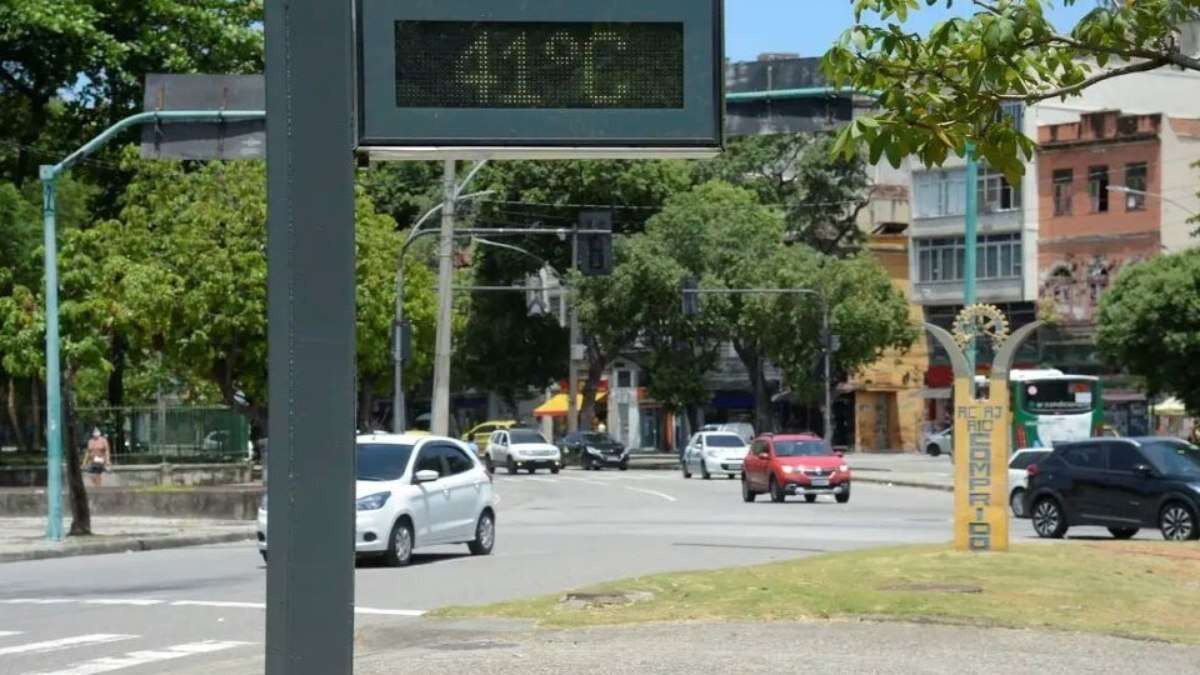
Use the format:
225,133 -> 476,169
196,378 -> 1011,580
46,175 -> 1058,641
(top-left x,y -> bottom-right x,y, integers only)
964,141 -> 979,375
264,0 -> 356,670
821,297 -> 833,446
431,159 -> 457,436
40,170 -> 64,541
567,223 -> 580,433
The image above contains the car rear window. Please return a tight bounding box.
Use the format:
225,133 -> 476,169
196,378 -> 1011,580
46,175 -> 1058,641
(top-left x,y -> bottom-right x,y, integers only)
705,434 -> 744,448
1057,444 -> 1103,469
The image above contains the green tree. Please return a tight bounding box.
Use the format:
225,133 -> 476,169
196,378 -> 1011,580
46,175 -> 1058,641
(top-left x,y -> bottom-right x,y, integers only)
694,133 -> 873,255
823,0 -> 1200,178
62,154 -> 430,433
1096,249 -> 1200,413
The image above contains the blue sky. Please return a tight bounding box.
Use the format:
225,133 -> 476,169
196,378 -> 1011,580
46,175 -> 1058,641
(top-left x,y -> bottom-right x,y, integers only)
725,1 -> 1098,63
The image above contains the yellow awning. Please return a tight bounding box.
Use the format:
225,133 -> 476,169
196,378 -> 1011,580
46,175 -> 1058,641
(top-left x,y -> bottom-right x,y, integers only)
1152,397 -> 1187,417
533,392 -> 607,418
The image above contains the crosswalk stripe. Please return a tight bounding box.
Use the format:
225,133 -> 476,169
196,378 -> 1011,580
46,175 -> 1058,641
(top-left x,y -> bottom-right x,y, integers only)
31,640 -> 253,675
0,634 -> 135,657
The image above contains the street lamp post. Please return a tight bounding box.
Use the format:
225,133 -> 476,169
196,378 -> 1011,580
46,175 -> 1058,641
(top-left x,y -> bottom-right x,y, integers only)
1108,185 -> 1198,216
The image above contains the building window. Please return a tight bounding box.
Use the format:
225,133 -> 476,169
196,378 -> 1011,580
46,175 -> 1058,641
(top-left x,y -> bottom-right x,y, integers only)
1124,163 -> 1147,211
977,169 -> 1021,213
1053,169 -> 1073,216
1088,165 -> 1109,213
617,370 -> 632,388
999,102 -> 1025,133
915,233 -> 1022,283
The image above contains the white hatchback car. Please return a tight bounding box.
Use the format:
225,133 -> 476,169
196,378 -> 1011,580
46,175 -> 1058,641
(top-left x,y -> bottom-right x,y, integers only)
257,433 -> 496,567
486,428 -> 563,475
681,432 -> 749,480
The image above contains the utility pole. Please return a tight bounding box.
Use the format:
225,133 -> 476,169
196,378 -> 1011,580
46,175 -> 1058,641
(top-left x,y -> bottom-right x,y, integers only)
567,222 -> 580,433
431,159 -> 457,436
821,297 -> 834,445
964,141 -> 979,374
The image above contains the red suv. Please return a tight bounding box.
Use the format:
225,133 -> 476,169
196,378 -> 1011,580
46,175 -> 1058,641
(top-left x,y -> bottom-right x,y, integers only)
742,434 -> 851,504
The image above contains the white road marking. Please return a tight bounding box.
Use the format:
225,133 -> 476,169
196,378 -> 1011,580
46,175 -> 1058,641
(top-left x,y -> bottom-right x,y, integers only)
32,640 -> 252,675
0,630 -> 23,638
526,476 -> 558,483
557,476 -> 608,487
0,634 -> 135,657
354,607 -> 425,617
623,486 -> 678,502
82,599 -> 163,607
170,600 -> 265,609
0,598 -> 74,605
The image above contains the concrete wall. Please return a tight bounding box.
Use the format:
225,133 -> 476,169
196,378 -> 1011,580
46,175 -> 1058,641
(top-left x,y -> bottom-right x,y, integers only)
0,486 -> 263,520
0,463 -> 252,488
1161,118 -> 1200,253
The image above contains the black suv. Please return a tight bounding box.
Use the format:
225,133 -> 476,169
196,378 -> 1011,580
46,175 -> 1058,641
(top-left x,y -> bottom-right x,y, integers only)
1025,437 -> 1200,541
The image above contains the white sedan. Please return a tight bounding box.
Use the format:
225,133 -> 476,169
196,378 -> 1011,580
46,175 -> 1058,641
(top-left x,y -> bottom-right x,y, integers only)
681,432 -> 749,480
257,433 -> 496,567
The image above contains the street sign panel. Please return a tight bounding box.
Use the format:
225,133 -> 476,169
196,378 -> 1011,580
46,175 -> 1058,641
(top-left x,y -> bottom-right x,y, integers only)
141,74 -> 265,160
357,0 -> 724,159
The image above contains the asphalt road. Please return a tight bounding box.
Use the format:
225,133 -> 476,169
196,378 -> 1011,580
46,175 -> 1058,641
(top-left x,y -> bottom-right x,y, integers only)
0,468 -> 1131,674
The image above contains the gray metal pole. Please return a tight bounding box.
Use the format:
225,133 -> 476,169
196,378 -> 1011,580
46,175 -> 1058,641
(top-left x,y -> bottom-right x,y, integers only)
431,159 -> 457,436
822,298 -> 833,446
393,254 -> 407,433
39,170 -> 64,542
567,225 -> 580,433
264,0 -> 356,670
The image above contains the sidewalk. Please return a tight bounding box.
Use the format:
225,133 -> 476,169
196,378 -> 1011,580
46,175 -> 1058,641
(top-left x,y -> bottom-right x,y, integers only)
0,516 -> 255,563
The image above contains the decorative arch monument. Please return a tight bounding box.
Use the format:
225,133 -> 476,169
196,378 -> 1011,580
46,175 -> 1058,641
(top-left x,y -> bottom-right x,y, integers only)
925,305 -> 1043,552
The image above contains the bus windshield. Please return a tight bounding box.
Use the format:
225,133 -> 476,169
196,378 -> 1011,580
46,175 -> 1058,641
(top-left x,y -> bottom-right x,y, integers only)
1020,378 -> 1096,415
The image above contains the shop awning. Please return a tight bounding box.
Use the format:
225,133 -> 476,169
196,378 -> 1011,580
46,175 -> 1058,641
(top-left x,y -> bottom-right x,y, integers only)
534,392 -> 607,418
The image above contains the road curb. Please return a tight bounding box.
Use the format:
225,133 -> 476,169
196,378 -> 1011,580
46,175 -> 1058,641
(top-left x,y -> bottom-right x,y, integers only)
855,476 -> 953,492
0,530 -> 255,563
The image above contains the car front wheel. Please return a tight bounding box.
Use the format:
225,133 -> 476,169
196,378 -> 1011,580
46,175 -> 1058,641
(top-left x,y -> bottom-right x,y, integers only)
926,444 -> 941,457
1010,488 -> 1026,517
1160,501 -> 1199,541
769,476 -> 785,503
506,456 -> 517,475
1032,497 -> 1068,539
836,488 -> 850,504
468,511 -> 495,555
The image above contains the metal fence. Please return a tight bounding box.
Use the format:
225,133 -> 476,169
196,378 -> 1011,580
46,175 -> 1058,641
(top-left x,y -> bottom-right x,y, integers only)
71,406 -> 252,462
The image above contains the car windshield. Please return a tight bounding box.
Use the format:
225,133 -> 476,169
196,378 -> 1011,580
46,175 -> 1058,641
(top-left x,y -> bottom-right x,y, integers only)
581,433 -> 613,444
705,434 -> 744,448
1009,450 -> 1049,470
1139,440 -> 1200,477
774,440 -> 831,457
356,443 -> 415,481
509,430 -> 547,444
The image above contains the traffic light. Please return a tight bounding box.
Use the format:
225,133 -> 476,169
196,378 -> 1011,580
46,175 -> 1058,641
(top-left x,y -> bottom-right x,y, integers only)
577,210 -> 613,276
682,277 -> 700,317
393,320 -> 412,363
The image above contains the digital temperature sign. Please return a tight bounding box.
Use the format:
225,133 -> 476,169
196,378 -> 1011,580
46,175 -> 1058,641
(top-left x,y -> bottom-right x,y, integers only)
394,21 -> 684,110
356,0 -> 723,158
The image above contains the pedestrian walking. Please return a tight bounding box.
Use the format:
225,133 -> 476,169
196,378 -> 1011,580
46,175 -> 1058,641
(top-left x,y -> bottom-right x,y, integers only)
85,428 -> 111,488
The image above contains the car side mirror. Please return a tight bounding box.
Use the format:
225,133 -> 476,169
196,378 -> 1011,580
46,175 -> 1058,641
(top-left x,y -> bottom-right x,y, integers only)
834,449 -> 845,458
757,451 -> 770,460
414,469 -> 439,484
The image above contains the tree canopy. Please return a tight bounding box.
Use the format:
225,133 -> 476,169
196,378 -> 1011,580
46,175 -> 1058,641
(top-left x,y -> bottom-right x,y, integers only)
823,0 -> 1200,178
1096,249 -> 1200,413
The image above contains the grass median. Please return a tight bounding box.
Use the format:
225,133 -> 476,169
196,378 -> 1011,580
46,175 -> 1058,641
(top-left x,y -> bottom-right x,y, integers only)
436,541 -> 1200,643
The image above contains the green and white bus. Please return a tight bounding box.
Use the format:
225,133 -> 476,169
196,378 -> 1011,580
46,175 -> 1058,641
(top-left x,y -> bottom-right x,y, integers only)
1008,369 -> 1104,449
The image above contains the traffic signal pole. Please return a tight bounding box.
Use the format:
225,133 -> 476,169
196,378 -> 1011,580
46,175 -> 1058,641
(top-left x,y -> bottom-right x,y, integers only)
431,160 -> 458,436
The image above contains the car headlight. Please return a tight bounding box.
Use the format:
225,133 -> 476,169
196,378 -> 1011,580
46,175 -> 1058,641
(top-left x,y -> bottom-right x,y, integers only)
782,465 -> 802,474
356,492 -> 391,511
1189,483 -> 1200,494
586,447 -> 602,455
